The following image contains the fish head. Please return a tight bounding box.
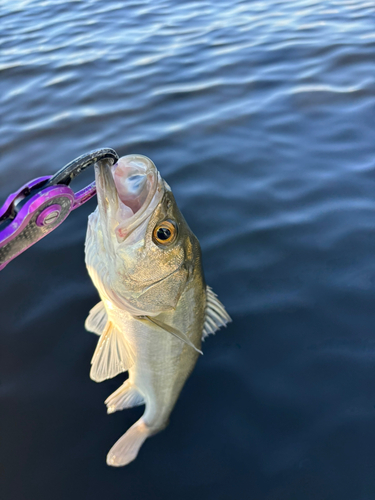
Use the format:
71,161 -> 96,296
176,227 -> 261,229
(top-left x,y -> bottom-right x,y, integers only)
87,154 -> 200,316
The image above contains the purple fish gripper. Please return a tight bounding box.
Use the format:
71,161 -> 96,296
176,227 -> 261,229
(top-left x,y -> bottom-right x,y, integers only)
0,178 -> 96,271
0,147 -> 119,271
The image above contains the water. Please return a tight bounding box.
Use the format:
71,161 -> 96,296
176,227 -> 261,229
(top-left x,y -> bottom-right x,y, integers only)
1,0 -> 375,498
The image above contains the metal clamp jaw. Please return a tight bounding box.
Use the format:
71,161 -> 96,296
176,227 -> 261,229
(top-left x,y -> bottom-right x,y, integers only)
0,148 -> 119,270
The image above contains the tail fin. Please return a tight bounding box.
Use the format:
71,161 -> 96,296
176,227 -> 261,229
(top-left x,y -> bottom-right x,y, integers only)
107,418 -> 150,467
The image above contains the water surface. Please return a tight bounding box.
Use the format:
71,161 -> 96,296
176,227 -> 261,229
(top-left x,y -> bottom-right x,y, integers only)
1,1 -> 375,499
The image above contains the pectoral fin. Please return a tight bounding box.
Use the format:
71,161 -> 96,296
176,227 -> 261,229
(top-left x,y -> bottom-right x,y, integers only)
85,301 -> 108,336
90,322 -> 135,382
138,316 -> 203,355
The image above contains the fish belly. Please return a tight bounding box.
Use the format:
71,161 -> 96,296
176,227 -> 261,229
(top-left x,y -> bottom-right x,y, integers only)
128,321 -> 200,432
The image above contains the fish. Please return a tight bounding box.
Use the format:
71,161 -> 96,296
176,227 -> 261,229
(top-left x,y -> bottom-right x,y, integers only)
84,154 -> 231,467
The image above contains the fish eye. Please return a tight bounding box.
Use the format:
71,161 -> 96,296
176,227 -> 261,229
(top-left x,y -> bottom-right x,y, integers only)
153,220 -> 177,245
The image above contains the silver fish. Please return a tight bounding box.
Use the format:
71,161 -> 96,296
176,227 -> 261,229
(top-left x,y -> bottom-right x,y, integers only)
84,154 -> 231,466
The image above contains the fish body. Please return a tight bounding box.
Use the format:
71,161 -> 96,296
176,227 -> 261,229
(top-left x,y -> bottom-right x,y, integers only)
85,154 -> 230,466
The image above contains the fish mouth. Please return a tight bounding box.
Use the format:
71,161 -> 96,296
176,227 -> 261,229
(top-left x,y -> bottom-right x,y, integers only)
95,154 -> 162,242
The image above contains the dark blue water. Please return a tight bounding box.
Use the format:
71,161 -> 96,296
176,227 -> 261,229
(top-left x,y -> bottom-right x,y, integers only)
1,1 -> 375,498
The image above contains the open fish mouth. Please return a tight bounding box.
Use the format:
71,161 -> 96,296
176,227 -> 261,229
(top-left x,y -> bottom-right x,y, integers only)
113,155 -> 158,221
95,154 -> 163,242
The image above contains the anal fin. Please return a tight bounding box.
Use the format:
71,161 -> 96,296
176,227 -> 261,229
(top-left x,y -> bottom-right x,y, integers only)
105,380 -> 145,414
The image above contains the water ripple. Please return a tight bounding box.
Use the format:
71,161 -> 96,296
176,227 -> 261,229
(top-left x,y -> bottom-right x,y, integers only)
1,0 -> 375,498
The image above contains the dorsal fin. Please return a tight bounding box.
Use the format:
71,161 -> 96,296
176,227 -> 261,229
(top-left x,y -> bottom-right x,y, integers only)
202,286 -> 231,340
85,301 -> 108,336
90,322 -> 135,382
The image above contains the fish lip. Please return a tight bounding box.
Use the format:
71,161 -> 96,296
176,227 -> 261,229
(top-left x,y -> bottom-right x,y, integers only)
95,157 -> 119,212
